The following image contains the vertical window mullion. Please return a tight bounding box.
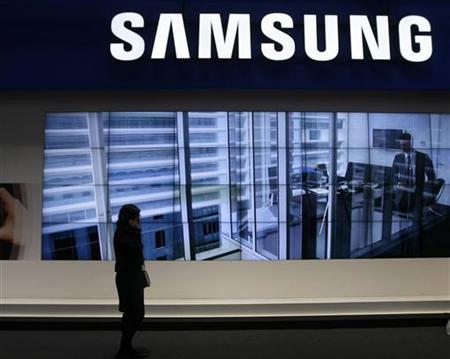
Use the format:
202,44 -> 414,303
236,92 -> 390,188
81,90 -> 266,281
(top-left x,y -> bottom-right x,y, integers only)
327,112 -> 337,259
278,112 -> 288,260
223,111 -> 232,241
249,112 -> 257,253
177,112 -> 195,260
226,112 -> 232,231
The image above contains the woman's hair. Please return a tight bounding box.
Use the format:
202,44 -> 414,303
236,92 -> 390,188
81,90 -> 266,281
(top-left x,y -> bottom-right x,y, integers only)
117,204 -> 141,227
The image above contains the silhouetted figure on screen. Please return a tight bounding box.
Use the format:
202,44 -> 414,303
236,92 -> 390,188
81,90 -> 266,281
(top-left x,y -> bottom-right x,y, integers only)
114,204 -> 149,358
392,132 -> 436,215
392,132 -> 436,256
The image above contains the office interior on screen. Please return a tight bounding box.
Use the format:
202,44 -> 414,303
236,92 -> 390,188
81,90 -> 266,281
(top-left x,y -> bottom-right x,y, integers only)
41,112 -> 450,260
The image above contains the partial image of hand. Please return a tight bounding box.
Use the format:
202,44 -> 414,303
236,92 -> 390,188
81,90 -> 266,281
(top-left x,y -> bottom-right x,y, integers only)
0,187 -> 16,243
0,187 -> 21,259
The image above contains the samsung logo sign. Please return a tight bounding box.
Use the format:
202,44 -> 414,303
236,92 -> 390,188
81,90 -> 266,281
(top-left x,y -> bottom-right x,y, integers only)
110,13 -> 432,62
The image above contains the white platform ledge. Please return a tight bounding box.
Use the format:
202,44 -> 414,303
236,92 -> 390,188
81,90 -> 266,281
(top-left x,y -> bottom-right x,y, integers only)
2,296 -> 449,318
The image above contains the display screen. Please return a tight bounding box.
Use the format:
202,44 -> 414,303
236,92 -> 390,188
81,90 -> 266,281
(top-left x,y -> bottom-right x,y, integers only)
41,112 -> 450,260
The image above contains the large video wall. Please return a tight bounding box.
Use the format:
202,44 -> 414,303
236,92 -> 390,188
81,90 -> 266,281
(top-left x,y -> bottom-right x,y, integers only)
31,112 -> 449,261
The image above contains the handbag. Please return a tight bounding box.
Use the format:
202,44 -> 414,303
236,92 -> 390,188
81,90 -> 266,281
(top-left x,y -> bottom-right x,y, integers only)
143,269 -> 151,288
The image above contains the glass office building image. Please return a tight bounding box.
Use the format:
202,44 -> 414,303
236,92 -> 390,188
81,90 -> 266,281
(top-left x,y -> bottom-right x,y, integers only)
41,111 -> 450,261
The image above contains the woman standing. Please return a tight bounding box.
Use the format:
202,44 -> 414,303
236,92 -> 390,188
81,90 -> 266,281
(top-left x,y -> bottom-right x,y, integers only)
114,204 -> 149,358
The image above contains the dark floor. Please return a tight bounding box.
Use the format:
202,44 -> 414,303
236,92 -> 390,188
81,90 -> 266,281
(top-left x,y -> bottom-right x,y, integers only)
1,320 -> 449,359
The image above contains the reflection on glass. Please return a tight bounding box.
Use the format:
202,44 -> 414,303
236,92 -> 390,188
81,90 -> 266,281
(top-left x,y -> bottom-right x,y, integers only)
106,112 -> 184,260
288,113 -> 332,259
42,113 -> 105,260
334,112 -> 445,258
42,224 -> 101,260
335,113 -> 369,256
188,112 -> 237,259
254,112 -> 279,259
229,112 -> 253,248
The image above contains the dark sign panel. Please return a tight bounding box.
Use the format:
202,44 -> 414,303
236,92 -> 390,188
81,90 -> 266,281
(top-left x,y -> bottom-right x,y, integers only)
1,0 -> 449,90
